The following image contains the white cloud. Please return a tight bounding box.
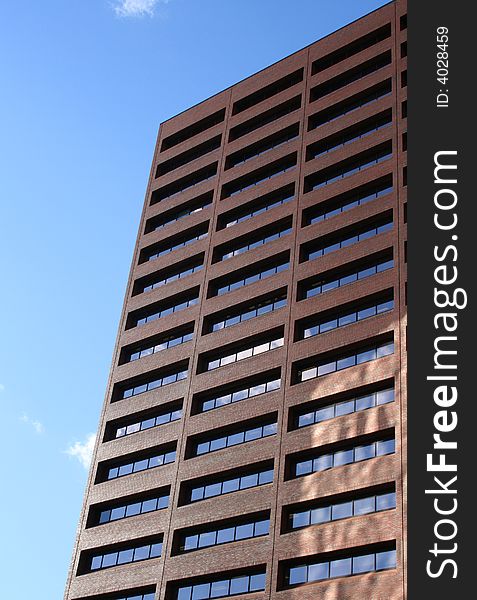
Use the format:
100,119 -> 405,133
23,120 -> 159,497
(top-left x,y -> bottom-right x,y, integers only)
66,433 -> 96,470
20,412 -> 45,435
113,0 -> 168,17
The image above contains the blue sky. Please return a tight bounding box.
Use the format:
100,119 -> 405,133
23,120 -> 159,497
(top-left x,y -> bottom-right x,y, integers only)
0,0 -> 388,597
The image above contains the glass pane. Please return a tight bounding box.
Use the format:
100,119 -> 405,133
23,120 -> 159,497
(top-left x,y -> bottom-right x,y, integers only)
298,412 -> 314,428
333,449 -> 354,466
210,438 -> 227,452
192,583 -> 211,600
356,394 -> 375,411
110,506 -> 126,521
332,501 -> 353,520
338,313 -> 357,327
289,566 -> 307,585
308,561 -> 329,581
141,418 -> 156,430
228,432 -> 245,446
377,492 -> 396,511
133,545 -> 150,561
376,549 -> 396,570
313,454 -> 333,472
330,557 -> 352,578
311,505 -> 331,524
258,470 -> 274,485
177,588 -> 192,600
357,349 -> 376,364
250,572 -> 266,591
102,552 -> 118,567
184,535 -> 199,551
125,503 -> 141,517
230,576 -> 249,594
118,464 -> 133,476
354,496 -> 376,515
315,406 -> 335,422
204,483 -> 222,498
217,527 -> 235,544
142,499 -> 158,513
240,474 -> 258,489
254,519 -> 270,536
335,400 -> 354,416
90,556 -> 102,570
222,477 -> 240,494
336,356 -> 355,370
210,580 -> 229,598
353,553 -> 375,574
377,388 -> 394,405
199,531 -> 217,548
190,487 -> 204,502
295,460 -> 313,476
236,523 -> 254,540
150,543 -> 162,557
133,459 -> 149,472
355,443 -> 376,462
317,361 -> 336,376
99,510 -> 111,524
377,439 -> 395,456
245,427 -> 262,441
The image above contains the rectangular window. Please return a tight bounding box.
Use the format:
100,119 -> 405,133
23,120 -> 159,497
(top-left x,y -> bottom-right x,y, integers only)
175,514 -> 270,554
156,135 -> 221,177
310,50 -> 392,102
104,402 -> 182,441
311,24 -> 391,74
308,79 -> 392,131
296,291 -> 394,341
113,362 -> 188,401
301,212 -> 393,262
302,175 -> 392,227
286,485 -> 396,531
304,141 -> 392,192
298,250 -> 394,301
172,569 -> 266,600
292,383 -> 394,430
199,329 -> 284,373
225,123 -> 299,169
139,224 -> 209,264
214,218 -> 292,262
294,338 -> 394,384
210,252 -> 289,297
306,109 -> 392,161
232,68 -> 303,114
88,488 -> 170,527
99,445 -> 176,483
291,431 -> 395,479
120,326 -> 194,364
80,537 -> 163,574
283,543 -> 396,588
151,163 -> 217,204
133,255 -> 204,295
160,108 -> 225,152
144,192 -> 213,234
217,184 -> 294,230
194,372 -> 281,414
221,153 -> 297,199
204,290 -> 287,334
229,95 -> 301,142
190,415 -> 278,458
127,289 -> 199,329
183,464 -> 274,505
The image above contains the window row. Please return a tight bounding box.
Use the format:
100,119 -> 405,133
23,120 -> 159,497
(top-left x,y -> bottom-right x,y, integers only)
135,295 -> 198,327
199,376 -> 281,413
144,230 -> 208,262
227,124 -> 299,168
98,492 -> 169,525
300,297 -> 394,339
296,387 -> 394,429
305,177 -> 392,225
195,422 -> 277,457
219,225 -> 292,261
178,517 -> 270,554
205,336 -> 284,372
156,135 -> 221,178
126,331 -> 193,363
114,407 -> 182,439
152,163 -> 217,203
309,144 -> 392,191
310,50 -> 392,102
297,340 -> 394,383
286,547 -> 396,587
293,436 -> 395,478
305,218 -> 393,261
226,162 -> 296,198
121,368 -> 187,399
148,194 -> 212,233
107,448 -> 176,481
141,262 -> 203,294
222,187 -> 294,228
308,79 -> 391,130
288,490 -> 396,530
303,256 -> 393,299
189,467 -> 274,503
216,260 -> 288,296
209,293 -> 286,332
89,539 -> 163,573
308,112 -> 391,160
176,572 -> 266,600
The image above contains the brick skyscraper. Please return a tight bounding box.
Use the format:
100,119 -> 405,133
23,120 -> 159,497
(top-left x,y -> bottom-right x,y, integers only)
64,1 -> 407,598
